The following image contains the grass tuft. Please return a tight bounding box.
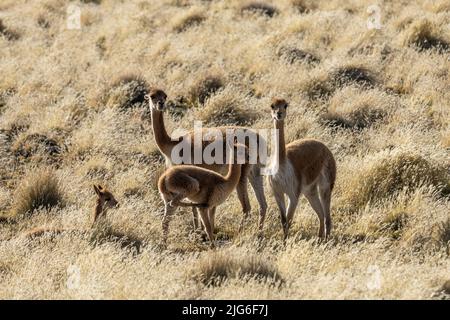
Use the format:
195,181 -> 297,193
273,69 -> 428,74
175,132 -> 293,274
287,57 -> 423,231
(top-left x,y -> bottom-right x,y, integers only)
12,169 -> 64,216
197,92 -> 258,126
172,10 -> 205,32
344,153 -> 450,211
104,74 -> 149,110
12,133 -> 62,160
189,251 -> 283,286
277,46 -> 319,65
331,67 -> 376,88
241,2 -> 278,17
403,20 -> 449,53
188,74 -> 224,104
0,19 -> 19,41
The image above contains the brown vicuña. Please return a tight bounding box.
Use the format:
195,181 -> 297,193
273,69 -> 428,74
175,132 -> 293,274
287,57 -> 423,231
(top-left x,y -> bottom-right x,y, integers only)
22,185 -> 119,239
158,143 -> 247,247
92,184 -> 119,225
268,98 -> 336,240
148,88 -> 268,232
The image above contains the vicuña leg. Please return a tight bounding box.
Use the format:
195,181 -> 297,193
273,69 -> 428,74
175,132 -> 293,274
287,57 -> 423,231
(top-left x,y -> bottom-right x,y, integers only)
272,189 -> 287,237
236,177 -> 251,233
318,180 -> 332,239
208,206 -> 217,232
304,186 -> 326,239
198,207 -> 215,248
162,202 -> 176,243
285,193 -> 299,239
249,169 -> 268,232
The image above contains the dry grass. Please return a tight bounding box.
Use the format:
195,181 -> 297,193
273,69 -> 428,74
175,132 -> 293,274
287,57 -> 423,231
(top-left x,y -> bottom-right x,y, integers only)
241,2 -> 279,17
341,153 -> 450,212
188,251 -> 283,286
0,0 -> 449,300
11,169 -> 64,217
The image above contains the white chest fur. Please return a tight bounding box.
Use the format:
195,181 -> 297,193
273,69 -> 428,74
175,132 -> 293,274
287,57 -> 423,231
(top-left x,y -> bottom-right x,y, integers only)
268,160 -> 298,198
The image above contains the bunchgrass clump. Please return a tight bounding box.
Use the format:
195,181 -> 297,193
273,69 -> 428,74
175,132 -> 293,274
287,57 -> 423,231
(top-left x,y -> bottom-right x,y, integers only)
241,2 -> 279,17
89,221 -> 143,253
403,20 -> 449,53
321,87 -> 390,130
331,67 -> 376,88
343,153 -> 450,211
188,74 -> 224,105
172,10 -> 205,32
0,19 -> 19,41
104,74 -> 149,110
189,251 -> 283,286
12,133 -> 62,160
197,92 -> 258,126
291,0 -> 317,13
12,169 -> 64,216
277,46 -> 320,65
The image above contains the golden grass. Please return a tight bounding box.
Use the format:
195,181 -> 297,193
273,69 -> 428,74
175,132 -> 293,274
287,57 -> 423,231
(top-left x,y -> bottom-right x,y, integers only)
341,153 -> 450,211
12,169 -> 64,217
0,0 -> 448,299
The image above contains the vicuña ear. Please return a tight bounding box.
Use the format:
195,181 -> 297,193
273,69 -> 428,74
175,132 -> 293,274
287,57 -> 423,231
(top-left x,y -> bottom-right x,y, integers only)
93,184 -> 101,196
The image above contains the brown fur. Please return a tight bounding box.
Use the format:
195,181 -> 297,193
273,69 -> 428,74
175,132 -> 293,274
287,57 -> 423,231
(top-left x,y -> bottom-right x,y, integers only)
158,145 -> 244,247
93,184 -> 119,225
269,98 -> 336,240
149,89 -> 268,232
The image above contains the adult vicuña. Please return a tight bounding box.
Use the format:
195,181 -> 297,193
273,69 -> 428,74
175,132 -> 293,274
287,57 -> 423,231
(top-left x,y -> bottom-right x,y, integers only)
268,98 -> 336,240
92,184 -> 119,225
148,88 -> 268,232
158,142 -> 247,247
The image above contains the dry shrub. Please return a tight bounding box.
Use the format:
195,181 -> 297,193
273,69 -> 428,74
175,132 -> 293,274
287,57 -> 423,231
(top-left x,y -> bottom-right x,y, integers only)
197,92 -> 258,126
172,10 -> 205,32
291,0 -> 317,13
344,153 -> 450,211
89,221 -> 143,253
189,251 -> 283,286
277,46 -> 320,65
403,20 -> 449,53
304,77 -> 334,101
188,74 -> 224,105
377,206 -> 409,240
12,133 -> 62,160
12,169 -> 64,216
0,19 -> 19,41
165,96 -> 189,119
322,106 -> 385,130
81,0 -> 102,4
321,87 -> 390,130
241,2 -> 278,17
37,15 -> 50,29
331,67 -> 376,88
103,74 -> 149,110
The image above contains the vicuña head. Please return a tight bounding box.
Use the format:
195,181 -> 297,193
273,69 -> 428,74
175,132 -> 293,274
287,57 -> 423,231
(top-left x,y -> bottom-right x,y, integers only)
147,88 -> 167,111
93,184 -> 119,225
270,97 -> 288,121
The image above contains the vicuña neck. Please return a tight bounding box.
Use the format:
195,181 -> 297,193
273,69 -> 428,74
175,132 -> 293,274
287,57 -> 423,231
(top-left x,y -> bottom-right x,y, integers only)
151,108 -> 176,156
275,120 -> 287,162
95,199 -> 105,217
224,160 -> 242,187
